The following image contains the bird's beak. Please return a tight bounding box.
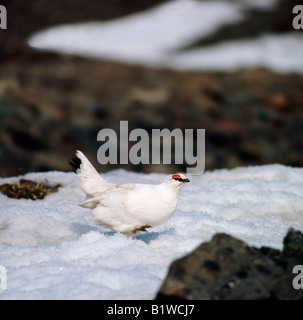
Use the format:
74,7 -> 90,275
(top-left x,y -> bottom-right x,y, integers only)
184,178 -> 190,183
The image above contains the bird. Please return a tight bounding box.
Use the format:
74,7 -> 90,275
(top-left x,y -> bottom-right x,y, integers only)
69,150 -> 190,236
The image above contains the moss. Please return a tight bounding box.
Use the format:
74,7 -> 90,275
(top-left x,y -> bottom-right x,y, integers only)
0,179 -> 61,200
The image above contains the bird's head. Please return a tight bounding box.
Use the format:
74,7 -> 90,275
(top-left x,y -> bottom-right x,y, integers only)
168,173 -> 190,188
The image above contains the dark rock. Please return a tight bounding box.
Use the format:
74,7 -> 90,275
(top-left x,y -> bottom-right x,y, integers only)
156,229 -> 303,300
283,227 -> 303,262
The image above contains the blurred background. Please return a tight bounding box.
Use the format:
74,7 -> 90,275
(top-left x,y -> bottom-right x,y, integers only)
0,0 -> 302,177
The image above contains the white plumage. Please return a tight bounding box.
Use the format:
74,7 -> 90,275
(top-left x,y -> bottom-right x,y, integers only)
70,150 -> 190,235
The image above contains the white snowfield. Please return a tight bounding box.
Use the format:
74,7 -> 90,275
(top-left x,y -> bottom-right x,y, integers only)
28,0 -> 303,73
1,164 -> 303,299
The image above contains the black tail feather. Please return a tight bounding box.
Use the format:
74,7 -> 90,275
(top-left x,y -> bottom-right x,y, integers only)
69,156 -> 82,173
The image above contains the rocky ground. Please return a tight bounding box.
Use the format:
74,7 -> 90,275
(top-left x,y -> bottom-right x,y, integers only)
1,0 -> 303,177
156,228 -> 303,300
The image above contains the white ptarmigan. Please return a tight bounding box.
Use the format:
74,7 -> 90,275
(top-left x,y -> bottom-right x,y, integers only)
70,150 -> 190,236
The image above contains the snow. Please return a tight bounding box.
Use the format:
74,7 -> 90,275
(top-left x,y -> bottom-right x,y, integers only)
168,33 -> 303,73
1,164 -> 303,299
28,0 -> 303,74
234,0 -> 279,10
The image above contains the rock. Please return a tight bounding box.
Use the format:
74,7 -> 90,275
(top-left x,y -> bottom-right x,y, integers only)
155,229 -> 303,300
283,227 -> 303,262
263,94 -> 289,110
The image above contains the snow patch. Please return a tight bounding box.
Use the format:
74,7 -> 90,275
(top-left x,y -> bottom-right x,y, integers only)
28,0 -> 303,73
1,165 -> 303,299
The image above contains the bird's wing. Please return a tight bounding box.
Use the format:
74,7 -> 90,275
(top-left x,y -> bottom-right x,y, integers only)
79,194 -> 107,209
70,150 -> 115,197
79,183 -> 136,209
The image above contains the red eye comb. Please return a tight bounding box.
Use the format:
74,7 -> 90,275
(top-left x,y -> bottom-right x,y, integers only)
172,174 -> 181,179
